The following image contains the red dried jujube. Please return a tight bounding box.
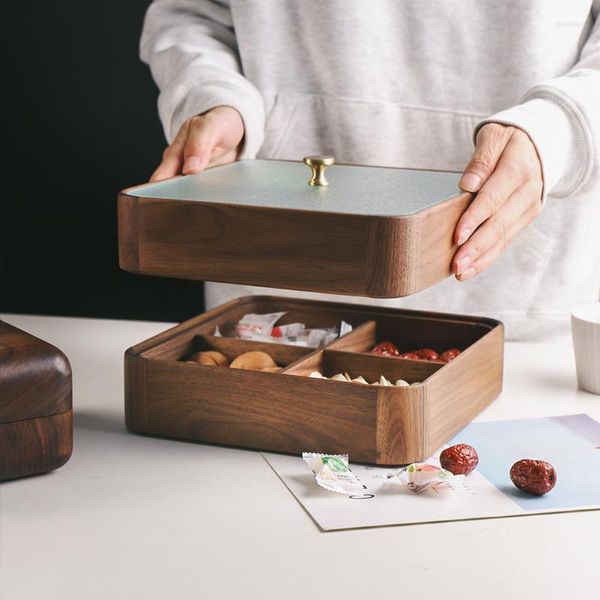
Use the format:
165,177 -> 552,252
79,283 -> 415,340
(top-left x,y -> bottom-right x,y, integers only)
371,341 -> 400,357
510,459 -> 557,496
439,443 -> 479,475
440,348 -> 461,362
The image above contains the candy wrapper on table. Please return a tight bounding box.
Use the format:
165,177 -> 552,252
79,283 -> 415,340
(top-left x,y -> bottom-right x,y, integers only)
392,462 -> 458,493
227,312 -> 352,347
303,453 -> 459,495
302,453 -> 367,494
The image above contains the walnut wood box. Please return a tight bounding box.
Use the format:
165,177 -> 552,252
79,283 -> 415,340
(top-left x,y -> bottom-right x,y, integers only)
0,321 -> 73,481
118,159 -> 471,298
125,296 -> 503,465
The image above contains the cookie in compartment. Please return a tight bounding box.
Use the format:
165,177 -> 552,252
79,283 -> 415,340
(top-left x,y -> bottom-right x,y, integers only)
183,335 -> 312,372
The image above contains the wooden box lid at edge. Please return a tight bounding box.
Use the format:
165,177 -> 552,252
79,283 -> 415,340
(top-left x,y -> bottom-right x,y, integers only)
117,158 -> 472,298
0,321 -> 73,481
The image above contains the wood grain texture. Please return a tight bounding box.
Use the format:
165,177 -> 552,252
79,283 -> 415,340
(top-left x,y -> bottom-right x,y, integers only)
125,296 -> 503,465
414,192 -> 473,292
0,321 -> 73,480
117,191 -> 139,273
142,360 -> 381,462
119,194 -> 370,295
117,186 -> 471,298
366,216 -> 419,297
423,323 -> 504,456
376,386 -> 425,465
0,321 -> 72,423
0,410 -> 73,481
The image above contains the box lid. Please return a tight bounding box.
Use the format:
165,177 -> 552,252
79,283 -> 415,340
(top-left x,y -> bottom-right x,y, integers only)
0,321 -> 72,424
125,159 -> 462,217
118,158 -> 471,298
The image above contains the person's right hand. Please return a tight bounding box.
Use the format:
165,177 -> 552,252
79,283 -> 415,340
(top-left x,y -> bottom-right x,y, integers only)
150,106 -> 245,181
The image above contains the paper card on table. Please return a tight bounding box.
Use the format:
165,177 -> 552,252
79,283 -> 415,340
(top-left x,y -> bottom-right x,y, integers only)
263,414 -> 600,531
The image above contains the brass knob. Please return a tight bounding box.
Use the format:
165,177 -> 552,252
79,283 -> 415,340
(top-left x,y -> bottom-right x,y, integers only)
303,155 -> 335,186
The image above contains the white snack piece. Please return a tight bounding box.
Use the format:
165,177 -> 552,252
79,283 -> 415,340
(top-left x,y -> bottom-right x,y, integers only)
330,373 -> 348,382
306,371 -> 419,386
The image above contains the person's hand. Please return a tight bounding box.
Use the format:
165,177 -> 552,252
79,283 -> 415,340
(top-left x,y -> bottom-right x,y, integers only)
150,106 -> 244,181
453,123 -> 543,281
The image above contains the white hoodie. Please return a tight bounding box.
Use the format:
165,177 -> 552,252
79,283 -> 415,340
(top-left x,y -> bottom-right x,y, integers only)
140,0 -> 600,340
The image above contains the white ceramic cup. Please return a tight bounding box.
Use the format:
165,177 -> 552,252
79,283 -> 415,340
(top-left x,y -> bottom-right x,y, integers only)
571,302 -> 600,395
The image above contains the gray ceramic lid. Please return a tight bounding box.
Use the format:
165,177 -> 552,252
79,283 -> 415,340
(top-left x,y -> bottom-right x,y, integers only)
127,159 -> 461,217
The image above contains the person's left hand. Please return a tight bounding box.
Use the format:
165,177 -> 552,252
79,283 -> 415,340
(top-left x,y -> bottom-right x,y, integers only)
453,123 -> 543,281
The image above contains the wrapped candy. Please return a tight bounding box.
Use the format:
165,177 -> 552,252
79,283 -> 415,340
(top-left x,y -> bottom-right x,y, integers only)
392,462 -> 457,493
303,453 -> 458,495
227,312 -> 352,347
235,312 -> 286,338
302,453 -> 366,495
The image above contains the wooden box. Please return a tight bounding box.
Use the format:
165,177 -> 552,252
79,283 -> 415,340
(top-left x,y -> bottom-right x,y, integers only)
0,321 -> 73,481
118,159 -> 471,298
125,296 -> 503,465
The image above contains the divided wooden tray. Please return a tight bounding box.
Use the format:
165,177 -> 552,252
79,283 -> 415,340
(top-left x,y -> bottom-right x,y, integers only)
125,296 -> 503,465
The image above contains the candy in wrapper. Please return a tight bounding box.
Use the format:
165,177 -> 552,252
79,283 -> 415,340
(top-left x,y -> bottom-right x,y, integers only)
235,312 -> 286,338
230,312 -> 353,347
339,321 -> 353,337
271,323 -> 306,338
393,463 -> 457,493
302,453 -> 366,495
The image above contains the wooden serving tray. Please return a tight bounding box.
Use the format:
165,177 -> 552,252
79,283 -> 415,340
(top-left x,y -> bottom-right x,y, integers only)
125,296 -> 503,465
0,321 -> 73,481
118,160 -> 471,298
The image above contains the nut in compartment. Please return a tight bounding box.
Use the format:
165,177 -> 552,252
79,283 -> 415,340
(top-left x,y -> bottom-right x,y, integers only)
283,347 -> 443,386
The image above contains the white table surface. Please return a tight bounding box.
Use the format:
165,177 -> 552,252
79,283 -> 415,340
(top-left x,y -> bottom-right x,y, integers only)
1,313 -> 599,599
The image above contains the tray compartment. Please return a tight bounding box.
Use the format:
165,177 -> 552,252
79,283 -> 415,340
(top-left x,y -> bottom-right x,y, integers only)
147,296 -> 366,350
189,336 -> 312,368
148,334 -> 312,369
125,295 -> 503,465
283,349 -> 442,384
328,316 -> 492,357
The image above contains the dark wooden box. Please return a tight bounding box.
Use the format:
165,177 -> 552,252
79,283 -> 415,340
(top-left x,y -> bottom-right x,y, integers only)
118,159 -> 471,298
125,296 -> 503,465
0,321 -> 73,481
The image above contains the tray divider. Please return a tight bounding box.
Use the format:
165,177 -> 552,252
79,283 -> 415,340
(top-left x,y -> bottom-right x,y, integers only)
280,350 -> 324,376
326,320 -> 377,352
